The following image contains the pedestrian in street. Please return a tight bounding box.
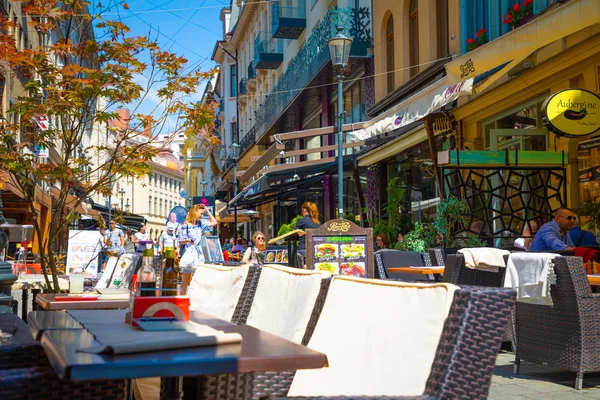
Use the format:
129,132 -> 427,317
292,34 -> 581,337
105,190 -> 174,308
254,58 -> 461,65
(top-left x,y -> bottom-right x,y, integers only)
295,201 -> 321,259
96,227 -> 108,271
529,208 -> 576,252
134,223 -> 150,253
160,222 -> 179,254
178,204 -> 217,294
104,220 -> 125,262
242,231 -> 267,264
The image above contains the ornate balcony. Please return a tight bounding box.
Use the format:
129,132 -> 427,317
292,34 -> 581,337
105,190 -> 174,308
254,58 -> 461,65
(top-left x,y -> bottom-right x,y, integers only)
272,1 -> 306,39
247,62 -> 258,92
239,78 -> 248,95
239,125 -> 256,158
254,7 -> 372,140
254,31 -> 283,70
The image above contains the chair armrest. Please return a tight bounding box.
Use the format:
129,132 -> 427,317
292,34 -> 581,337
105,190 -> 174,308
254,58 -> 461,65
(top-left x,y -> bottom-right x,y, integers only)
270,396 -> 431,400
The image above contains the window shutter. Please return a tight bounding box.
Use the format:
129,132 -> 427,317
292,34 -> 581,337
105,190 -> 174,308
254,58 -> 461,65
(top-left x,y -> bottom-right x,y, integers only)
501,0 -> 518,34
533,0 -> 547,14
460,0 -> 474,54
488,0 -> 500,41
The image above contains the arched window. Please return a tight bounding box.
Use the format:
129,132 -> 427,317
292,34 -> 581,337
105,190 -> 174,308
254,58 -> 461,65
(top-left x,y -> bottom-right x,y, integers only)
385,16 -> 395,94
409,0 -> 419,78
437,0 -> 449,57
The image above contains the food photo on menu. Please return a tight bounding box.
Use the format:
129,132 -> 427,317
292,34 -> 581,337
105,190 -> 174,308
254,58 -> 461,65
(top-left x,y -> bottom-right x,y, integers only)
281,250 -> 288,263
315,261 -> 339,274
314,243 -> 338,260
340,243 -> 365,258
340,261 -> 366,276
265,250 -> 277,263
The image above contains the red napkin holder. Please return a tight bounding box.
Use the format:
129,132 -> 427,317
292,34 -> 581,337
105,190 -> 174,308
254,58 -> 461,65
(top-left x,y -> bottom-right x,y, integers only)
129,296 -> 190,327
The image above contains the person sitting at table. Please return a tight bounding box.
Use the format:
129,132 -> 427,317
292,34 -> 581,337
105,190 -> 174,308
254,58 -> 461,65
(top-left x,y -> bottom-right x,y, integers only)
232,238 -> 245,253
529,208 -> 576,252
242,231 -> 267,264
376,233 -> 389,250
570,218 -> 597,247
393,230 -> 405,250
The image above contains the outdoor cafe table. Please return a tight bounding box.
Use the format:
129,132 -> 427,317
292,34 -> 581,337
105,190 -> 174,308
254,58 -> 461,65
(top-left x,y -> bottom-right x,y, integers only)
28,309 -> 328,399
35,293 -> 130,311
12,274 -> 69,321
386,266 -> 445,275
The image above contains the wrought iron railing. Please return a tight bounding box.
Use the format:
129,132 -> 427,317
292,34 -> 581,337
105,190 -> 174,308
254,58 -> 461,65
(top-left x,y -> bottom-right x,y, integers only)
239,125 -> 256,157
239,78 -> 248,95
247,62 -> 257,80
222,156 -> 234,174
254,7 -> 371,141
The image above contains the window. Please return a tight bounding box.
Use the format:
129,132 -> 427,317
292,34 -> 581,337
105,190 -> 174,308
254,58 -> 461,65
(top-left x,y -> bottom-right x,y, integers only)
385,15 -> 395,94
460,0 -> 489,54
437,0 -> 449,57
160,199 -> 163,217
409,0 -> 419,78
230,65 -> 237,98
153,197 -> 157,215
148,196 -> 152,214
231,122 -> 238,143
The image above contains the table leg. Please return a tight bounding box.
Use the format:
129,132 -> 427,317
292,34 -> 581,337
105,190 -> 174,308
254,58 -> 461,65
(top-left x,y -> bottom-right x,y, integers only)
31,289 -> 41,311
162,376 -> 183,400
21,289 -> 29,321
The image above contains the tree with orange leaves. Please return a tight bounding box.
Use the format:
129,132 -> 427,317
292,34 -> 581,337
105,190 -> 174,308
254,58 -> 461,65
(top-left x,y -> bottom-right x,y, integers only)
0,0 -> 217,291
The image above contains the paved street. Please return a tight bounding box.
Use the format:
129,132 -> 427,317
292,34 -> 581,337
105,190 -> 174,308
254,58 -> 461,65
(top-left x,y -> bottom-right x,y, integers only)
492,351 -> 600,399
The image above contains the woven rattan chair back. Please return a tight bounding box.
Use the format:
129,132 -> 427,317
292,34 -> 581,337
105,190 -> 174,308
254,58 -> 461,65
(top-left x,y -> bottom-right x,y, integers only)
428,248 -> 446,266
443,254 -> 507,287
550,256 -> 592,309
374,249 -> 430,281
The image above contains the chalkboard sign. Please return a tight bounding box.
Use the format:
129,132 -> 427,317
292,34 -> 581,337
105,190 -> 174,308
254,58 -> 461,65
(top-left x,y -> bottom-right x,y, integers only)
306,219 -> 374,278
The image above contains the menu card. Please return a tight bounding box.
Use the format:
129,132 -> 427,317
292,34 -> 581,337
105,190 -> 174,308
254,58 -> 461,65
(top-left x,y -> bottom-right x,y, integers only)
306,219 -> 374,278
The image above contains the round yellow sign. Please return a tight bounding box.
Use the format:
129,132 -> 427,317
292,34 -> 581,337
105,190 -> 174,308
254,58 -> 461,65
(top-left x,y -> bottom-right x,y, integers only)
541,89 -> 600,137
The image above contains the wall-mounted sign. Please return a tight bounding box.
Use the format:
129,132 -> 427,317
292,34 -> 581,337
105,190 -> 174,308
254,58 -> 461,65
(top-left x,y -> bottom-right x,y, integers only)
306,219 -> 374,278
541,89 -> 600,138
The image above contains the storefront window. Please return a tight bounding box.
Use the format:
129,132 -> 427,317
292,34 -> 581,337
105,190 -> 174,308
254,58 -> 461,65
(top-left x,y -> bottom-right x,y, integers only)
332,81 -> 366,127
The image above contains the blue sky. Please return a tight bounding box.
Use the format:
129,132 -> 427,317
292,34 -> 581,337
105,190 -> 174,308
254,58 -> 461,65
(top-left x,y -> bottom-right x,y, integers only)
96,0 -> 226,131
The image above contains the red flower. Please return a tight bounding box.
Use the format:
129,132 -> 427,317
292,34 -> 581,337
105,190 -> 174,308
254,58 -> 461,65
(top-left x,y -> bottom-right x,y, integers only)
523,0 -> 532,6
505,13 -> 513,23
513,3 -> 521,12
476,29 -> 488,37
466,38 -> 476,44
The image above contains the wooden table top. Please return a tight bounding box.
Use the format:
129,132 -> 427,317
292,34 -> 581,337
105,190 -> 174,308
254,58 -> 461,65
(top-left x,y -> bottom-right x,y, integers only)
387,266 -> 445,275
32,309 -> 328,381
35,293 -> 130,311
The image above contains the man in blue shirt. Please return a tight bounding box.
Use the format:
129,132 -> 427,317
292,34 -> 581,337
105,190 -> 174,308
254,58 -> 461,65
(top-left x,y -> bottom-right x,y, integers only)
570,220 -> 597,247
530,208 -> 576,252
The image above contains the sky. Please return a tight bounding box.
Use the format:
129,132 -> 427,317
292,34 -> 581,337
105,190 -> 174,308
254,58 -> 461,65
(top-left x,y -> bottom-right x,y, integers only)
95,0 -> 227,132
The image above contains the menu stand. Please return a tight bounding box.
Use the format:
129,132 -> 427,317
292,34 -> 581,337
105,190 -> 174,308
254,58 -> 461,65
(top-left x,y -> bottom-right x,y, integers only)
267,229 -> 305,268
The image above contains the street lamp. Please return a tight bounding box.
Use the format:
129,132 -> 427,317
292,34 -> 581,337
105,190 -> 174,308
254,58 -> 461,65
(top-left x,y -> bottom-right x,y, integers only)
118,187 -> 125,210
230,140 -> 241,237
201,179 -> 208,196
328,25 -> 352,219
125,198 -> 130,213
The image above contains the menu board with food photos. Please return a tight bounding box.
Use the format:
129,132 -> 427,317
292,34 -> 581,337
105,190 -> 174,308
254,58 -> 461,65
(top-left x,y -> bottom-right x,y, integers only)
306,219 -> 374,278
264,246 -> 289,265
66,230 -> 103,278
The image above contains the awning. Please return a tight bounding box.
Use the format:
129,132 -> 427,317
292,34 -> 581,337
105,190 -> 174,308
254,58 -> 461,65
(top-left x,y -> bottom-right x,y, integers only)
236,174 -> 326,208
217,209 -> 262,223
352,77 -> 473,141
358,124 -> 426,167
445,0 -> 600,85
227,175 -> 269,207
50,187 -> 101,219
239,142 -> 285,183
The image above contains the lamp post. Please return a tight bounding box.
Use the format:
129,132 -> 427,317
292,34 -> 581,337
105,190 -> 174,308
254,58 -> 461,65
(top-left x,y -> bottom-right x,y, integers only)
125,198 -> 130,213
201,179 -> 208,196
328,25 -> 352,219
118,188 -> 125,210
230,141 -> 241,238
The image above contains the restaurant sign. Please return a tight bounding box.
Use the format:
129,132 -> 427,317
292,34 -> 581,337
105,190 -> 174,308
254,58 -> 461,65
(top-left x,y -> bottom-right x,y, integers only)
305,219 -> 374,278
541,89 -> 600,138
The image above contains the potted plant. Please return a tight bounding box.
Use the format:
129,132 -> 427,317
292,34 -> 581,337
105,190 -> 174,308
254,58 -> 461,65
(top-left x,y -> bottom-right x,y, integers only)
465,28 -> 488,52
503,0 -> 534,30
432,197 -> 470,248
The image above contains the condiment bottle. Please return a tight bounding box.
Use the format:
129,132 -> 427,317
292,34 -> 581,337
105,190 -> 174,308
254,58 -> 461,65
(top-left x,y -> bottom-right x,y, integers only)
161,241 -> 178,296
138,245 -> 156,297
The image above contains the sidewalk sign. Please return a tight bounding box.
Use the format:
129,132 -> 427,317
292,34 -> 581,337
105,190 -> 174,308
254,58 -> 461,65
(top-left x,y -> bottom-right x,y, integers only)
66,230 -> 102,278
306,219 -> 374,278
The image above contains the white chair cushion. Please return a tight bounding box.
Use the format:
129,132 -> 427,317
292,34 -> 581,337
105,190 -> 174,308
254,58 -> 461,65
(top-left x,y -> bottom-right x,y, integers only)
246,264 -> 330,343
288,277 -> 459,397
187,264 -> 250,321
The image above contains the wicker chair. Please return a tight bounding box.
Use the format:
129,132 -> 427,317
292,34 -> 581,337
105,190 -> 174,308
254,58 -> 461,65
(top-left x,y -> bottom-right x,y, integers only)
374,250 -> 433,281
427,248 -> 446,267
266,279 -> 514,399
443,254 -> 507,287
514,256 -> 600,390
0,313 -> 127,400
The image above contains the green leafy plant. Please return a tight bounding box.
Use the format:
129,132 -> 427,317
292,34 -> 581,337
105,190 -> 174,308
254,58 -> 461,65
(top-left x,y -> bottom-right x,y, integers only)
577,201 -> 600,234
278,215 -> 302,237
400,222 -> 436,252
433,197 -> 469,248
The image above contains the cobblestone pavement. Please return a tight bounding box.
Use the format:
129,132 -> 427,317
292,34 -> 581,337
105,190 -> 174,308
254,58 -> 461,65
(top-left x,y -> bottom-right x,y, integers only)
491,351 -> 600,399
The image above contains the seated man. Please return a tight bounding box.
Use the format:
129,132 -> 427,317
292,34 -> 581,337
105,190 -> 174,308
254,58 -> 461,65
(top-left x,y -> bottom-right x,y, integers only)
570,219 -> 597,247
529,208 -> 576,252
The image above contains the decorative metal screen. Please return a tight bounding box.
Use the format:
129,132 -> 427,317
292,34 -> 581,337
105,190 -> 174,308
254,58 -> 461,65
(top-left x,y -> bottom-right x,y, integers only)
442,167 -> 567,241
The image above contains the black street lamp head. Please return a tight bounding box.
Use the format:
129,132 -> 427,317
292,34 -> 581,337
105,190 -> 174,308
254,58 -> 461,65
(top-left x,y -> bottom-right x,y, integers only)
118,187 -> 125,200
201,179 -> 208,195
230,141 -> 241,161
328,25 -> 353,69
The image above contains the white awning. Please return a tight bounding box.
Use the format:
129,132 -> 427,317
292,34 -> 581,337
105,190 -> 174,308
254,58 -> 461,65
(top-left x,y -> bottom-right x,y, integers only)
352,77 -> 474,141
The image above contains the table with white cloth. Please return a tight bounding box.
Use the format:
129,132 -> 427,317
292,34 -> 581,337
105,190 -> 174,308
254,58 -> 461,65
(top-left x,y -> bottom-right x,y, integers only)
12,274 -> 70,321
